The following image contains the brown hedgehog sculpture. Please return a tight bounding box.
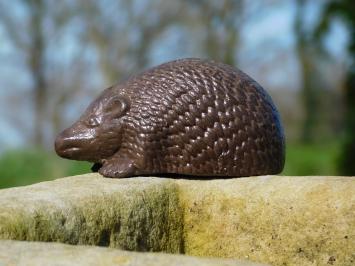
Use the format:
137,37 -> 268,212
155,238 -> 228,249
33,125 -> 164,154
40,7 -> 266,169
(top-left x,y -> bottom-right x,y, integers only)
55,58 -> 285,178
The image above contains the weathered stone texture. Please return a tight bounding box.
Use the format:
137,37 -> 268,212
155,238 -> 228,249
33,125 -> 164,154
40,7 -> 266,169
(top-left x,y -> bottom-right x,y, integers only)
0,174 -> 354,265
0,240 -> 264,266
0,175 -> 183,252
178,176 -> 354,265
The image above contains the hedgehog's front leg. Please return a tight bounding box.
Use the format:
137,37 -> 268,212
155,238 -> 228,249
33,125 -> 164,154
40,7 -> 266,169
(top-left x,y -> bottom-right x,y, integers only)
99,156 -> 138,178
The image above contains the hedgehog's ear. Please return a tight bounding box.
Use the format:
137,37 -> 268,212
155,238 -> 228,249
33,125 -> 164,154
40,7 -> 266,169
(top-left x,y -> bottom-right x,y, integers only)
106,96 -> 130,119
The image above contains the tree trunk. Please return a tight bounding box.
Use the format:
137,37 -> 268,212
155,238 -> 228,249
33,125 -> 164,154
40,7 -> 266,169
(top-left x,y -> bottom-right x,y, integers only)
28,0 -> 46,148
202,0 -> 242,66
338,25 -> 355,175
295,0 -> 318,143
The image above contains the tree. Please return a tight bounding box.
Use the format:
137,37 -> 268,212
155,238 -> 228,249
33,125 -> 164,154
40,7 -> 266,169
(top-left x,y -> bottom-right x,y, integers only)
181,0 -> 246,66
75,0 -> 187,84
0,0 -> 93,147
294,0 -> 324,143
0,0 -> 47,147
316,0 -> 355,175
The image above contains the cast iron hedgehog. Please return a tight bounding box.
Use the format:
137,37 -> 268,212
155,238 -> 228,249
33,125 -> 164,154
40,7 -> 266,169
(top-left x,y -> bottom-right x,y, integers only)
55,58 -> 285,178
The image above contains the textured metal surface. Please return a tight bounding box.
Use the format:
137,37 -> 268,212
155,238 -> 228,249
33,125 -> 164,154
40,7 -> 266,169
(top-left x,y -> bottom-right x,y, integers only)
55,58 -> 285,178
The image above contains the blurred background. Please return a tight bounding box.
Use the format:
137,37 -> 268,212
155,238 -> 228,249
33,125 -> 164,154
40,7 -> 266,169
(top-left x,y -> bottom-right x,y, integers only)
0,0 -> 354,188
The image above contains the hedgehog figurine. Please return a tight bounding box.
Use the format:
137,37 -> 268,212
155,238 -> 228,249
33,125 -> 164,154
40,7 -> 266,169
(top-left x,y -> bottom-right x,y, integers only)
55,58 -> 285,178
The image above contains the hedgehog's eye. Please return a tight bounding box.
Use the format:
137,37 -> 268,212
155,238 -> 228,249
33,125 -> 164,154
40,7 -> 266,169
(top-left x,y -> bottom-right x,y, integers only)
87,116 -> 100,128
106,96 -> 129,119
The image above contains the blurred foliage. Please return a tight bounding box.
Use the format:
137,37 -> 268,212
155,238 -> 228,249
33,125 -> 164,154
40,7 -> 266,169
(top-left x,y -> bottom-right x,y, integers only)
0,142 -> 341,189
0,149 -> 90,189
313,0 -> 355,175
282,141 -> 340,176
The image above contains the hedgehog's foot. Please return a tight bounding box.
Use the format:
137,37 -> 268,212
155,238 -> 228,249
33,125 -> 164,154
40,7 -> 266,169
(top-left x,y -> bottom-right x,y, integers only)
99,157 -> 137,178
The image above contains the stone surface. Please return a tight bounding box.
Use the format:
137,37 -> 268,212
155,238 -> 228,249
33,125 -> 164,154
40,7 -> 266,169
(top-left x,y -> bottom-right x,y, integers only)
0,175 -> 183,252
0,174 -> 354,266
0,240 -> 265,266
178,176 -> 355,266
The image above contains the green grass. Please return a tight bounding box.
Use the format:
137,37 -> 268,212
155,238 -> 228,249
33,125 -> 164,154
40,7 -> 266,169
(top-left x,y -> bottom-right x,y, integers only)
282,141 -> 341,176
0,141 -> 342,188
0,149 -> 91,189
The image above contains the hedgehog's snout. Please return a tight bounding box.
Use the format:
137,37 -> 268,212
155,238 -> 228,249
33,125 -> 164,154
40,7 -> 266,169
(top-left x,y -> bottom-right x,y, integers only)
55,129 -> 81,159
55,123 -> 93,159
